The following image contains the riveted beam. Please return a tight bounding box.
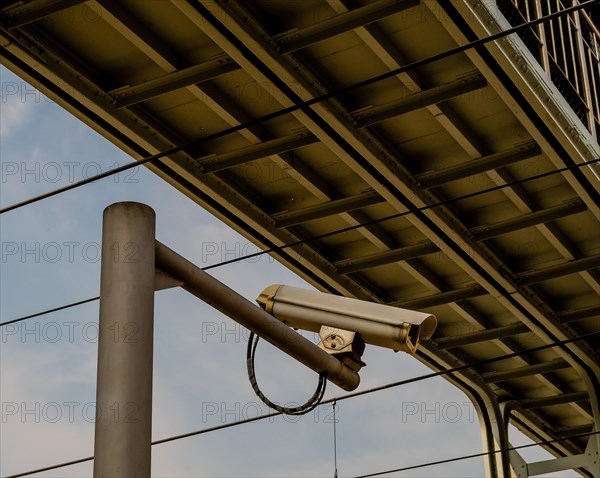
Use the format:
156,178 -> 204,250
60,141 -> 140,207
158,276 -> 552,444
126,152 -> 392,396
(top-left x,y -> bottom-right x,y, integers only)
329,230 -> 597,318
558,305 -> 600,324
276,0 -> 419,54
331,200 -> 588,275
482,359 -> 571,383
390,284 -> 488,309
471,199 -> 587,241
435,323 -> 531,349
273,190 -> 383,228
516,255 -> 600,285
334,241 -> 440,275
109,56 -> 240,108
2,0 -> 86,29
353,72 -> 487,128
520,391 -> 589,409
555,423 -> 594,437
197,130 -> 319,173
416,141 -> 541,189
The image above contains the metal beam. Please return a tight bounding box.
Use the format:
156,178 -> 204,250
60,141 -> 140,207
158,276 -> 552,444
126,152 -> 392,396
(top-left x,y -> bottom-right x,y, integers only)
2,0 -> 86,29
520,391 -> 589,409
516,255 -> 600,285
110,56 -> 240,108
154,240 -> 360,391
273,190 -> 383,228
416,141 -> 541,189
435,323 -> 530,349
390,284 -> 488,309
482,359 -> 571,383
555,423 -> 594,436
353,72 -> 488,128
332,201 -> 587,275
558,305 -> 600,324
276,0 -> 419,54
470,199 -> 587,241
334,241 -> 440,275
198,130 -> 319,173
527,452 -> 596,476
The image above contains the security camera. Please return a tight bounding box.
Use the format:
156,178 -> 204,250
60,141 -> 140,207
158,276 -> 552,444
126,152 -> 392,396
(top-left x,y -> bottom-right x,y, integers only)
256,285 -> 437,354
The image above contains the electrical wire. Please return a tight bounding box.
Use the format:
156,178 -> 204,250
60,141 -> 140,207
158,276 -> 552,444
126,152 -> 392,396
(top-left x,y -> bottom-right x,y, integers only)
5,331 -> 599,478
2,156 -> 598,328
246,331 -> 327,415
0,0 -> 595,215
7,429 -> 599,478
0,296 -> 99,327
352,430 -> 600,478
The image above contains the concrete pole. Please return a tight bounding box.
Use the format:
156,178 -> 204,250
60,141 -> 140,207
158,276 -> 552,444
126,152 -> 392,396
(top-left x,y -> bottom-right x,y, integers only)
94,202 -> 156,478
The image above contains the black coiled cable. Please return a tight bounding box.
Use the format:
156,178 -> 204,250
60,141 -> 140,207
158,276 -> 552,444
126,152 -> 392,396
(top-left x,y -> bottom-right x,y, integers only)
246,331 -> 327,415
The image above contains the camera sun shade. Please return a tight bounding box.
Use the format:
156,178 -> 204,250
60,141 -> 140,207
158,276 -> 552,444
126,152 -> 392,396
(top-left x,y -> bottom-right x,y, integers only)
256,285 -> 437,353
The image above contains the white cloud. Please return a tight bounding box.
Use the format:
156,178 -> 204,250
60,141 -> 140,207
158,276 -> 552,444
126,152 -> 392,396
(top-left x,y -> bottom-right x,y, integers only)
0,90 -> 36,140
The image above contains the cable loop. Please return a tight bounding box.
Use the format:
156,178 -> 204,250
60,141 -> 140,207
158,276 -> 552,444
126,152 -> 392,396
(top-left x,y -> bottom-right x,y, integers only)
246,331 -> 327,415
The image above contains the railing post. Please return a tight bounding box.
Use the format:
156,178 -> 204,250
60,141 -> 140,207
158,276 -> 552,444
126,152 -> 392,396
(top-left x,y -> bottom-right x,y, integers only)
93,202 -> 156,478
572,3 -> 596,137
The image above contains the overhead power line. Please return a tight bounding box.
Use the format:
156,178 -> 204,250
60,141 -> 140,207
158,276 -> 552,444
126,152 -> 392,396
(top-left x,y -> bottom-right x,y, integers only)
10,430 -> 600,478
2,157 -> 598,329
352,430 -> 600,478
7,416 -> 599,478
0,296 -> 99,327
5,331 -> 599,478
0,0 -> 595,215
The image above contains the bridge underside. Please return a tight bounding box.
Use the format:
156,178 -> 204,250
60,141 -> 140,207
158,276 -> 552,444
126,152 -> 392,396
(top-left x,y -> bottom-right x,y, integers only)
1,1 -> 599,476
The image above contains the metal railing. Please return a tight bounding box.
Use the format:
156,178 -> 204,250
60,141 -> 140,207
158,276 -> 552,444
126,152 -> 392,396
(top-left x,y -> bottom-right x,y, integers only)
497,0 -> 599,139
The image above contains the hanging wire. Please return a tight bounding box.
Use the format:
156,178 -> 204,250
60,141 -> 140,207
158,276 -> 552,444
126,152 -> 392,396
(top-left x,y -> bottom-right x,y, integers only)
246,331 -> 327,415
5,331 -> 599,478
0,0 -> 595,216
333,399 -> 338,478
2,156 -> 599,329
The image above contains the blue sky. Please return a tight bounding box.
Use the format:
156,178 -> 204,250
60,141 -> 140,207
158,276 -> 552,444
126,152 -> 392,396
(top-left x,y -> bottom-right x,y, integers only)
0,65 -> 574,478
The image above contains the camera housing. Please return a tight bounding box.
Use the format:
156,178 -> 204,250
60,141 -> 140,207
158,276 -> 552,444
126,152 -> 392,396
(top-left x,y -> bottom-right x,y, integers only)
256,284 -> 437,354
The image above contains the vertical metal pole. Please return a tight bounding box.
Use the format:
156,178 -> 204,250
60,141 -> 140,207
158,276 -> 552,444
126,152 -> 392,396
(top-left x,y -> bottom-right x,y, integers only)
94,202 -> 156,478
